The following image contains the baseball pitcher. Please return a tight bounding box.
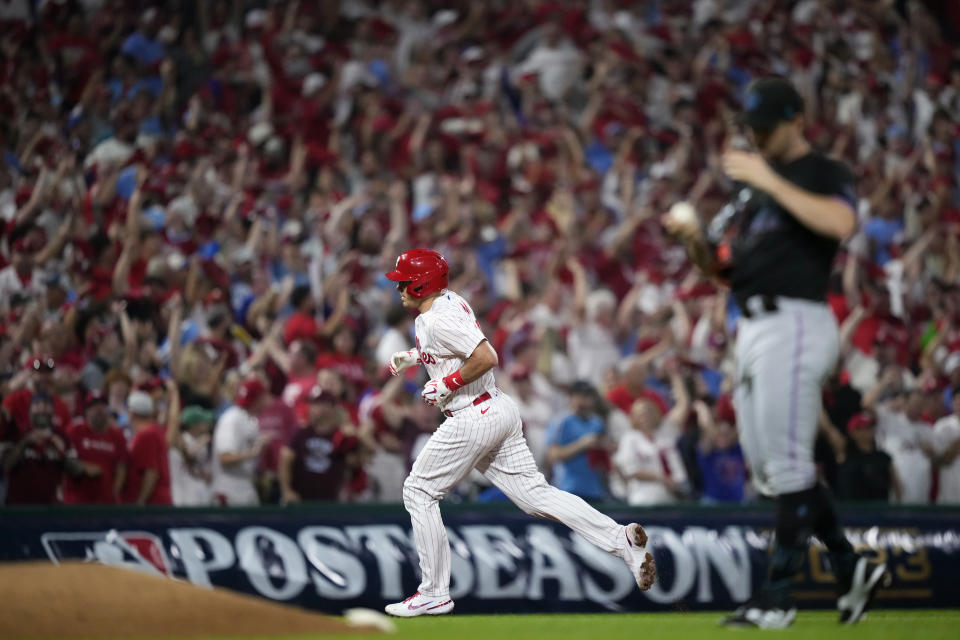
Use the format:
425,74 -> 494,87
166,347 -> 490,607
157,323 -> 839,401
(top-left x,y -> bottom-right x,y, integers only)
664,77 -> 890,629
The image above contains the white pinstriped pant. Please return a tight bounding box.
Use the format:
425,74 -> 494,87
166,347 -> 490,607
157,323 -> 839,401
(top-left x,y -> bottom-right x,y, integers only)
404,388 -> 627,597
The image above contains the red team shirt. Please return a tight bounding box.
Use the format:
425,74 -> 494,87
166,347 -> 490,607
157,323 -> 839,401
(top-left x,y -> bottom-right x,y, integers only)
122,423 -> 172,505
2,389 -> 72,436
3,432 -> 70,504
63,422 -> 129,504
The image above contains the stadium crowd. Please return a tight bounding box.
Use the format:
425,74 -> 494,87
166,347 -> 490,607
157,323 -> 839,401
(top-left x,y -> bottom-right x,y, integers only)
1,0 -> 959,507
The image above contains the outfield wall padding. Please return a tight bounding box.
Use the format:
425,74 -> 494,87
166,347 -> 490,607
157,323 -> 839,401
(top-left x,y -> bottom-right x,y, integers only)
1,502 -> 958,613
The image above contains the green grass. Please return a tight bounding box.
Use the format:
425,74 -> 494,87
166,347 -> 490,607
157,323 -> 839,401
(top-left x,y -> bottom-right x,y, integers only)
265,610 -> 960,640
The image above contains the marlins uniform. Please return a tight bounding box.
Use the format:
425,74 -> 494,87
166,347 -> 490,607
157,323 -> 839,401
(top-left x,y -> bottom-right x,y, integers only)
709,153 -> 855,495
690,77 -> 889,628
383,249 -> 654,617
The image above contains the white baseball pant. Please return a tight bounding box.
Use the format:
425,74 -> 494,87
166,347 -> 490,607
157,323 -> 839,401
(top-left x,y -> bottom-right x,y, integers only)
404,388 -> 627,597
733,296 -> 839,496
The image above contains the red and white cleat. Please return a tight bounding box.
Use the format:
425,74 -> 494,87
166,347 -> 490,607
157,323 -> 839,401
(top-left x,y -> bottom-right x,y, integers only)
384,591 -> 455,618
622,523 -> 656,591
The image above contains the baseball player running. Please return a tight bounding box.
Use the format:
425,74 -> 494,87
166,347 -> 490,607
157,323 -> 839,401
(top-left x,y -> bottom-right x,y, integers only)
382,249 -> 655,617
664,77 -> 889,629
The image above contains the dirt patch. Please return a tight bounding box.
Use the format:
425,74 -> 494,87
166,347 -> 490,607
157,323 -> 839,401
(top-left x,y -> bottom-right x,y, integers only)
0,561 -> 375,639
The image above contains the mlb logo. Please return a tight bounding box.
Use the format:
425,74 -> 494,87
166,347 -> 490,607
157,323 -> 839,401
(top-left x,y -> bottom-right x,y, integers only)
40,530 -> 173,576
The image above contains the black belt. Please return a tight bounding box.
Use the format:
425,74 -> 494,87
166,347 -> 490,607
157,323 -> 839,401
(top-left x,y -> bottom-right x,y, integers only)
738,294 -> 779,319
443,391 -> 492,418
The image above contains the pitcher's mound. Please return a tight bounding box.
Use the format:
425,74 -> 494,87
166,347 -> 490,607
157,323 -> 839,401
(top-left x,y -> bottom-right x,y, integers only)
0,561 -> 375,639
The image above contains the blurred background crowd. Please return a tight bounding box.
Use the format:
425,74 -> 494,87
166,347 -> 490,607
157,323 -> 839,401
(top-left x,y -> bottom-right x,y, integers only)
1,0 -> 959,507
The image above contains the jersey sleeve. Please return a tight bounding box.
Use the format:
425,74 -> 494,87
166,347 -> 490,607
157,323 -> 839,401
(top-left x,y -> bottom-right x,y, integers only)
824,158 -> 857,208
213,413 -> 242,454
432,303 -> 488,359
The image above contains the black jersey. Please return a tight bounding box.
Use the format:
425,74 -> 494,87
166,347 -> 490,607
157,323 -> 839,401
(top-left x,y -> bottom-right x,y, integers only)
707,152 -> 856,304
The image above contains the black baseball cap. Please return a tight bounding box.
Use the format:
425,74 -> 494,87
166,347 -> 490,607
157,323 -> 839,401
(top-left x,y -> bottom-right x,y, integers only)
740,77 -> 804,133
570,380 -> 597,397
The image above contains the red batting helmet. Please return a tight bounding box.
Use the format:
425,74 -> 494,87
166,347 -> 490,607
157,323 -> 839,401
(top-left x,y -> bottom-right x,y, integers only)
385,249 -> 449,299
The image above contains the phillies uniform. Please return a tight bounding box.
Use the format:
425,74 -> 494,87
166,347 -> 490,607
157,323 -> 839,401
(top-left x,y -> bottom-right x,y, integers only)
403,289 -> 643,600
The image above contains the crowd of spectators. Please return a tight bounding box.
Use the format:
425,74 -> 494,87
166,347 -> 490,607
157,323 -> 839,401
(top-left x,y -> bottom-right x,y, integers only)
1,0 -> 959,507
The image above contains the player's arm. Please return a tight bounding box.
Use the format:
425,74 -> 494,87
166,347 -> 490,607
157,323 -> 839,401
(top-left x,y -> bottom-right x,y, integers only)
763,174 -> 855,239
629,469 -> 675,485
422,340 -> 498,406
664,365 -> 690,427
113,462 -> 127,502
547,430 -> 600,464
1,438 -> 28,473
218,446 -> 262,466
136,468 -> 158,505
693,400 -> 717,454
889,462 -> 903,503
722,151 -> 855,240
216,417 -> 265,466
278,445 -> 300,504
458,340 -> 498,382
662,215 -> 719,276
862,367 -> 901,410
938,436 -> 960,466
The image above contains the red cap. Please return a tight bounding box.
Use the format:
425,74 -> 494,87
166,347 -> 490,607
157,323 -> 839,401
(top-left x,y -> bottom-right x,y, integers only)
27,355 -> 56,372
847,411 -> 876,433
639,389 -> 669,416
715,395 -> 736,424
236,378 -> 267,409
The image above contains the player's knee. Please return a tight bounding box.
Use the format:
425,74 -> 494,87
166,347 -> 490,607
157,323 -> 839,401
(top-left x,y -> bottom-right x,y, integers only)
510,481 -> 547,516
402,476 -> 435,509
401,477 -> 420,506
510,495 -> 537,516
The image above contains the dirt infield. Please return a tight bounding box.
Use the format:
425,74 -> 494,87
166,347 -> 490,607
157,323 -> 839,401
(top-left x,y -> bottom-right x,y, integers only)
0,561 -> 374,639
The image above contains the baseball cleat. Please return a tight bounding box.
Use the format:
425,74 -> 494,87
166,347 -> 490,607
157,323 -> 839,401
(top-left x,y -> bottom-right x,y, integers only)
623,523 -> 656,591
722,603 -> 797,629
722,589 -> 798,629
837,557 -> 891,624
384,591 -> 454,618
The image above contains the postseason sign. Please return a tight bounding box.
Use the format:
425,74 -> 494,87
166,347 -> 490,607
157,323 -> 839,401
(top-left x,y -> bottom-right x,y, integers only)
1,505 -> 957,613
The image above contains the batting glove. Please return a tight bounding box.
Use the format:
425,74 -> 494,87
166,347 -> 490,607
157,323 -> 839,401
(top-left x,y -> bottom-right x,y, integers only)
388,349 -> 421,376
421,378 -> 454,407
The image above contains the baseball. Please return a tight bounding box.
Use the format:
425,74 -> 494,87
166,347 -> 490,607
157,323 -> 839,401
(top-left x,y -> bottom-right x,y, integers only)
667,201 -> 698,226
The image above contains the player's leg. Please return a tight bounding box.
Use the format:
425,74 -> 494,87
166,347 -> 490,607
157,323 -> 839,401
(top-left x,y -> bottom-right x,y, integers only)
798,309 -> 890,622
725,306 -> 829,627
732,318 -> 770,495
399,414 -> 505,602
477,394 -> 655,589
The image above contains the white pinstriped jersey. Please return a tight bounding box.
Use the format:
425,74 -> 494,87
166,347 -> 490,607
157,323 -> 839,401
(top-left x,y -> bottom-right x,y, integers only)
415,290 -> 495,412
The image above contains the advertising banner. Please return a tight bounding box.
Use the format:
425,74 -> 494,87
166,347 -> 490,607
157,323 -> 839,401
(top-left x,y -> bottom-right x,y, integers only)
1,504 -> 957,613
